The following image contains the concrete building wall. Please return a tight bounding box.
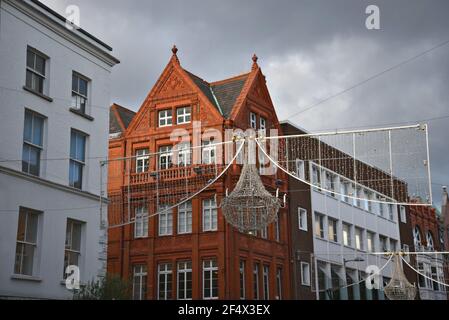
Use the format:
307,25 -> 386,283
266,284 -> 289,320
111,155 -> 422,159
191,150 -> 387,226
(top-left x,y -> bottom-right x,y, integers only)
0,0 -> 118,299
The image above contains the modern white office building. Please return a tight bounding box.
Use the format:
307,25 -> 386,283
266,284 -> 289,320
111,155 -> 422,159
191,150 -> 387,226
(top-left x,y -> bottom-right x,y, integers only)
0,0 -> 119,299
282,121 -> 403,300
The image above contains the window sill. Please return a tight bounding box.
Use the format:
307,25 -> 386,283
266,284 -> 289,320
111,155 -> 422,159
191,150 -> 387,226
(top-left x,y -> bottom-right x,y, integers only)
23,86 -> 53,102
11,274 -> 42,282
69,108 -> 94,121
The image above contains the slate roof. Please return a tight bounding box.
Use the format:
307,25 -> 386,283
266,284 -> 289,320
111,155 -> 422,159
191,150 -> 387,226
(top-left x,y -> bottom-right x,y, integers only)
109,104 -> 136,134
184,69 -> 249,119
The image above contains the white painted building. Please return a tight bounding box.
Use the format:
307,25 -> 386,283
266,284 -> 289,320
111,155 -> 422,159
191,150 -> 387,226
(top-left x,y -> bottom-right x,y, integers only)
309,163 -> 401,300
0,0 -> 119,299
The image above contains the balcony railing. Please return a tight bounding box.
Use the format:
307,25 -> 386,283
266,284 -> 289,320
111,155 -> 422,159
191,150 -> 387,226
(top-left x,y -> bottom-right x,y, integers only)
129,163 -> 219,185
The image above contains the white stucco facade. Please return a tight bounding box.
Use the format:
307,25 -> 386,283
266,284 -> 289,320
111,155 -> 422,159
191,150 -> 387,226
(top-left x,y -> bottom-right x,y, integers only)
309,164 -> 401,300
0,0 -> 118,299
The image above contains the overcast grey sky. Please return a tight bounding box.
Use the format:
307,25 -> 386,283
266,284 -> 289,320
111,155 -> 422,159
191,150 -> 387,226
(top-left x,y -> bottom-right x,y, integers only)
42,0 -> 449,208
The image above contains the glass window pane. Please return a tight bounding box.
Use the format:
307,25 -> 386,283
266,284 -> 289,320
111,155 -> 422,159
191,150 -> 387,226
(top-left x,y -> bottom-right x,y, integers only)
22,144 -> 30,173
76,134 -> 85,161
32,116 -> 43,146
25,212 -> 38,243
25,70 -> 33,89
21,244 -> 35,276
24,111 -> 32,142
16,211 -> 26,242
28,146 -> 40,176
70,131 -> 76,159
35,55 -> 45,75
79,78 -> 87,96
72,74 -> 78,92
71,223 -> 82,251
36,75 -> 44,93
27,50 -> 35,69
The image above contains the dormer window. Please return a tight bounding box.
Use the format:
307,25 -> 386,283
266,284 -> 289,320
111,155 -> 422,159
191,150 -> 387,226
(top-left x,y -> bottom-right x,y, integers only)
250,112 -> 257,129
158,110 -> 172,127
260,117 -> 266,131
176,106 -> 191,124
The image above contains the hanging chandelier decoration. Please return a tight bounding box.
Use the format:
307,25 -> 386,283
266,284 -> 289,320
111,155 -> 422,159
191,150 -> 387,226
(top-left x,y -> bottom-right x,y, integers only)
384,253 -> 417,300
220,142 -> 281,233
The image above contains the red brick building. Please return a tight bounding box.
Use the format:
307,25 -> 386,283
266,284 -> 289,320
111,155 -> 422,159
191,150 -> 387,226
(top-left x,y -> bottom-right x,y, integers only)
408,199 -> 447,299
107,47 -> 291,300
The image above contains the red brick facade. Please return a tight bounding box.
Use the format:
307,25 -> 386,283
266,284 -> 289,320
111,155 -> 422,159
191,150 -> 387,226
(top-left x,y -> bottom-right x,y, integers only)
107,48 -> 291,300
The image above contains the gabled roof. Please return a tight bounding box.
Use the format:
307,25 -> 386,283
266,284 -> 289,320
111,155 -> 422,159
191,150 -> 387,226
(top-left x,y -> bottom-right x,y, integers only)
110,103 -> 136,135
184,69 -> 250,119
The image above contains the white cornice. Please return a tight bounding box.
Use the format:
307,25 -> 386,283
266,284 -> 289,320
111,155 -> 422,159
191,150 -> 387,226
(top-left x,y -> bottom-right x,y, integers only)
0,164 -> 107,203
3,0 -> 119,67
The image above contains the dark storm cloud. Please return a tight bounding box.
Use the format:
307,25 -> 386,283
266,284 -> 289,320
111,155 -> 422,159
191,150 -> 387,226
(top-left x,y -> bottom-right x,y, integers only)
42,0 -> 449,207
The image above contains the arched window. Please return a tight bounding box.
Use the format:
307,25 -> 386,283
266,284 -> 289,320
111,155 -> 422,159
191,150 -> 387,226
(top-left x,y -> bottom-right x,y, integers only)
413,226 -> 422,247
426,231 -> 434,250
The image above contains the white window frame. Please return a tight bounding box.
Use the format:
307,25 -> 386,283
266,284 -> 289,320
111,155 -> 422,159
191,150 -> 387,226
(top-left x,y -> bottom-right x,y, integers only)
328,218 -> 338,242
426,232 -> 434,250
71,72 -> 89,113
135,149 -> 149,173
250,112 -> 257,129
314,212 -> 324,239
259,117 -> 266,131
253,263 -> 260,300
69,129 -> 87,190
134,206 -> 148,238
64,219 -> 83,279
177,261 -> 192,300
413,226 -> 422,247
202,198 -> 217,232
14,208 -> 40,276
158,205 -> 173,236
366,231 -> 375,252
175,142 -> 191,167
262,265 -> 270,300
300,262 -> 311,286
203,259 -> 218,300
388,204 -> 395,221
132,265 -> 147,300
202,141 -> 216,164
25,47 -> 47,94
295,159 -> 305,180
159,145 -> 173,170
325,171 -> 337,197
176,106 -> 191,124
157,263 -> 172,300
298,207 -> 307,231
158,109 -> 172,127
342,223 -> 352,247
274,214 -> 280,241
276,268 -> 282,299
22,109 -> 44,177
340,179 -> 350,202
355,227 -> 363,250
400,206 -> 407,223
177,201 -> 192,234
239,260 -> 246,300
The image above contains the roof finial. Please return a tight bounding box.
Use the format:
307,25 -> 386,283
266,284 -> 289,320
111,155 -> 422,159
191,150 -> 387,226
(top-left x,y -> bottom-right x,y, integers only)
252,53 -> 258,70
172,45 -> 178,55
